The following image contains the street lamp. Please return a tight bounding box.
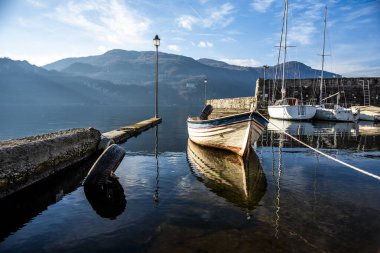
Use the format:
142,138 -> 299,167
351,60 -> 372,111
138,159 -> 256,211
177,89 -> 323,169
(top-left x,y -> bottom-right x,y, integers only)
153,35 -> 160,118
204,77 -> 208,105
263,65 -> 269,103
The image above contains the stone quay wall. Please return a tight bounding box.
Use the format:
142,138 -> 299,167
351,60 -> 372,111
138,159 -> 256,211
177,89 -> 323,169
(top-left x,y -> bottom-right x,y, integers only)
0,128 -> 101,198
255,77 -> 380,109
207,96 -> 256,110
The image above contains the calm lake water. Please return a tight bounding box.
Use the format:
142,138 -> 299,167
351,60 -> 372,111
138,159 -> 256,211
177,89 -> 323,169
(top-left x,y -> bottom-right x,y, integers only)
0,105 -> 380,252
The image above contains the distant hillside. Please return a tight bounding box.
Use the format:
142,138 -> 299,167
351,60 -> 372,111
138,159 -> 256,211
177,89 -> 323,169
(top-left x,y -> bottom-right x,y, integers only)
44,49 -> 339,104
0,58 -> 148,106
44,50 -> 259,102
197,58 -> 340,79
0,50 -> 341,107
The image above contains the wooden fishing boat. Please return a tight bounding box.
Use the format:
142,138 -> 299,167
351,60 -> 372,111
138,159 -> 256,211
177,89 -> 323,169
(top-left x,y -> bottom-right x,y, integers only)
187,109 -> 267,156
187,139 -> 267,213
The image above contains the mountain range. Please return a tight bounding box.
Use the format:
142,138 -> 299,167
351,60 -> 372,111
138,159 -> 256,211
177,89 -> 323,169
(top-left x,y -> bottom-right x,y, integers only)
1,49 -> 339,106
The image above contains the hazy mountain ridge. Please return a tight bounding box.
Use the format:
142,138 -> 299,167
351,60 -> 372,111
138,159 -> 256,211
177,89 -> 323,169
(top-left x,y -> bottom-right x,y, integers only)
197,58 -> 340,79
0,58 -> 129,105
1,50 -> 340,106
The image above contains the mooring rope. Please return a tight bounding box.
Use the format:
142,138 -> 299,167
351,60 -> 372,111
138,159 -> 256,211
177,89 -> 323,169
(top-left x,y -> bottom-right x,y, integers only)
257,112 -> 380,181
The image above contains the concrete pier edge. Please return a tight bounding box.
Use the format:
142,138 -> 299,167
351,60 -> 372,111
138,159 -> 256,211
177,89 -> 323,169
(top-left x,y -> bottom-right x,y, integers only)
0,117 -> 162,199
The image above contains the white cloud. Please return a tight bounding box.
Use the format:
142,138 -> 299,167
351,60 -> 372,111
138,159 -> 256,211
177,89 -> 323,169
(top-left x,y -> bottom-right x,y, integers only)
53,0 -> 150,44
344,6 -> 374,22
203,3 -> 234,28
168,44 -> 181,52
177,15 -> 198,30
251,0 -> 275,13
219,58 -> 261,67
221,36 -> 236,43
17,18 -> 28,27
339,6 -> 352,11
27,0 -> 45,8
6,53 -> 72,67
198,41 -> 213,48
287,3 -> 324,45
334,64 -> 380,77
97,45 -> 108,53
288,22 -> 316,45
177,3 -> 234,30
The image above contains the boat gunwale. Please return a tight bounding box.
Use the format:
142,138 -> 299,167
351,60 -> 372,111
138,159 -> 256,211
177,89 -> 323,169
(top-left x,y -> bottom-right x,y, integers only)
187,111 -> 252,124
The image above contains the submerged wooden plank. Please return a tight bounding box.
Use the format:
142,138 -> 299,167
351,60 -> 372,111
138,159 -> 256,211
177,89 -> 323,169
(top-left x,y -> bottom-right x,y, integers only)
353,106 -> 380,121
103,117 -> 162,144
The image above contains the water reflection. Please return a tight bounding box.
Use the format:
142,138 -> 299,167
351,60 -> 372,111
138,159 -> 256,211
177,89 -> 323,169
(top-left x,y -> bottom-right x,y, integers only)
262,119 -> 380,151
187,139 -> 267,216
273,133 -> 284,238
268,118 -> 359,136
84,176 -> 126,220
153,125 -> 160,205
0,154 -> 98,241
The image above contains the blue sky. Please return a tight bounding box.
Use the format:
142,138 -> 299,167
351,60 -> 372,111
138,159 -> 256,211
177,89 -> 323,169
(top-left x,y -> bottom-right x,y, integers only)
0,0 -> 379,76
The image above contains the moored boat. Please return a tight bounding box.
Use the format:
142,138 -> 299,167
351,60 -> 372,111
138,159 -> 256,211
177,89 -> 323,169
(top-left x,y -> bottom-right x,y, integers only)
268,98 -> 316,120
267,0 -> 316,120
187,109 -> 267,156
315,103 -> 360,122
187,139 -> 267,212
314,6 -> 359,122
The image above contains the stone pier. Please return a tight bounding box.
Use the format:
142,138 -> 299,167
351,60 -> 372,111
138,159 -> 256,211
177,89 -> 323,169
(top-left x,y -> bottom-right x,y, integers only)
255,77 -> 380,110
0,117 -> 162,198
0,128 -> 101,198
207,96 -> 256,117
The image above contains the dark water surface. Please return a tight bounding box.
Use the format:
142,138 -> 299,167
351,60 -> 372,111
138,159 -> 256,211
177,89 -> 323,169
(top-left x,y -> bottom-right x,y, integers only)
0,105 -> 380,252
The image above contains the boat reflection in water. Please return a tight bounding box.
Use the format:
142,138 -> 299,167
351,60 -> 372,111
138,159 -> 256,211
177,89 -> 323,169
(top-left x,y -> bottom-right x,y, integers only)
267,118 -> 359,136
187,139 -> 266,216
84,176 -> 126,220
261,118 -> 380,150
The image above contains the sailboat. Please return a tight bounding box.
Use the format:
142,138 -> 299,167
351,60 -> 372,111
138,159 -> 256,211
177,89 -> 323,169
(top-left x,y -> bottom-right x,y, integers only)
268,0 -> 316,120
314,5 -> 360,122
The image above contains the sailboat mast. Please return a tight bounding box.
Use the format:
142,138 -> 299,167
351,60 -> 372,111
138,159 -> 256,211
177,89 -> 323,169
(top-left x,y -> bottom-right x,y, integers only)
319,5 -> 327,104
273,0 -> 287,103
281,0 -> 289,100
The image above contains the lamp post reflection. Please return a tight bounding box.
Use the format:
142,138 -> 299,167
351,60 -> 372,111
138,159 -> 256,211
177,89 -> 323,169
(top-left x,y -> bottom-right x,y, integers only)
274,133 -> 283,239
153,125 -> 160,206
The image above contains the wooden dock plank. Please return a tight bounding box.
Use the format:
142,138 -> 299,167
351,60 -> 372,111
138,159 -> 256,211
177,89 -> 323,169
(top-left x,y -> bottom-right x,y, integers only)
103,117 -> 162,144
353,106 -> 380,121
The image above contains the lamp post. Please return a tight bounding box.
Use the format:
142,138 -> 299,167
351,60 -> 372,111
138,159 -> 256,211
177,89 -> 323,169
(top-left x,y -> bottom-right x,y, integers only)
153,35 -> 160,118
263,65 -> 269,103
204,77 -> 208,105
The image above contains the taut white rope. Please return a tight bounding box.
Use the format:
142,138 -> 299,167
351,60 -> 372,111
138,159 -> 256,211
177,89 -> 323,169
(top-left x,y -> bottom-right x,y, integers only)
258,112 -> 380,181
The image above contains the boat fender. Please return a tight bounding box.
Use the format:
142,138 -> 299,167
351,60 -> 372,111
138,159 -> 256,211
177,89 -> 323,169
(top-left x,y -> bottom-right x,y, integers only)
200,104 -> 213,120
84,175 -> 126,219
97,135 -> 115,151
84,144 -> 126,188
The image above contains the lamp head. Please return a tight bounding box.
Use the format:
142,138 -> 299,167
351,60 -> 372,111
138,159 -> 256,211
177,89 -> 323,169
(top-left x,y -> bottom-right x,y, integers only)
153,35 -> 160,47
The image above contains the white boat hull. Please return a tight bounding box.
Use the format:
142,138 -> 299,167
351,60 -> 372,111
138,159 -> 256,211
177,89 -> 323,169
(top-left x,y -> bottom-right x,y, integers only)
315,105 -> 359,122
268,105 -> 316,120
187,112 -> 267,156
187,139 -> 266,211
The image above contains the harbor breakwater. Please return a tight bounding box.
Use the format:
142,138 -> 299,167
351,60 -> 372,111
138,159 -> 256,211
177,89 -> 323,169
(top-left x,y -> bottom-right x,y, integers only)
0,128 -> 101,198
0,118 -> 161,198
255,77 -> 380,108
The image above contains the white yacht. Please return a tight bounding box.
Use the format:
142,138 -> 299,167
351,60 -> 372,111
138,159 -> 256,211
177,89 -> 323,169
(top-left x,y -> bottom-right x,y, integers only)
314,5 -> 359,122
268,0 -> 316,120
